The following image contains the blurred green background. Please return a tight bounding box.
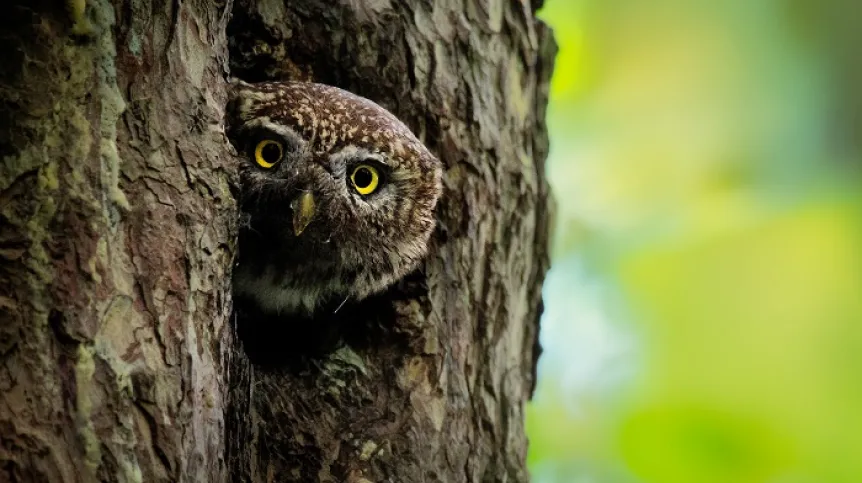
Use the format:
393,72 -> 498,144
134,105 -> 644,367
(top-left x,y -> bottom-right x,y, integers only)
527,1 -> 862,482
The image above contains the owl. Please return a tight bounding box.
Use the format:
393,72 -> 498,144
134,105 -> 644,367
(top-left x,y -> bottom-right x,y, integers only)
227,81 -> 443,316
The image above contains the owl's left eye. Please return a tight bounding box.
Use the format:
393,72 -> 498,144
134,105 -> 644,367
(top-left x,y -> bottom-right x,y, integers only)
350,164 -> 380,195
254,139 -> 284,169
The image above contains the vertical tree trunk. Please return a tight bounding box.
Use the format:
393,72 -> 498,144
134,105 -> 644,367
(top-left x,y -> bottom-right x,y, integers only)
0,1 -> 235,481
0,0 -> 554,482
224,2 -> 554,481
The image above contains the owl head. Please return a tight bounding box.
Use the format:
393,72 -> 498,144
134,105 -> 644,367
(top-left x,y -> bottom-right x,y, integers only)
227,81 -> 443,315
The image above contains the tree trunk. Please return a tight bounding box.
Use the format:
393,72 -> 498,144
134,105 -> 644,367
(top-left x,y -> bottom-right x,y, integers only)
0,0 -> 554,482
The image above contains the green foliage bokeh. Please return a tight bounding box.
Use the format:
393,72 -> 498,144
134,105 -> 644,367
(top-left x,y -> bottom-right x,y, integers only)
528,1 -> 862,482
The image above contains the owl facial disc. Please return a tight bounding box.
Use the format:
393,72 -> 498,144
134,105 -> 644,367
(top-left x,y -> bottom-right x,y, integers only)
228,80 -> 443,315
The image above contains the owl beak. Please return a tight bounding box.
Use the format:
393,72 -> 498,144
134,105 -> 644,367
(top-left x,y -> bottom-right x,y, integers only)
291,191 -> 317,236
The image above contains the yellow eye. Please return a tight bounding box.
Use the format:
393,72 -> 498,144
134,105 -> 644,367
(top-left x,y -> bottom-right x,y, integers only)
350,164 -> 380,195
254,139 -> 284,169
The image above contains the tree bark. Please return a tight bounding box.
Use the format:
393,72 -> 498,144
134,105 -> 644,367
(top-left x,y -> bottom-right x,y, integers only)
0,0 -> 554,482
0,1 -> 235,481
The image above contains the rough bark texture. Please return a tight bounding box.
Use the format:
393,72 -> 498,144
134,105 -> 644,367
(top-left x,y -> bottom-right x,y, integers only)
0,1 -> 236,482
0,0 -> 553,482
225,1 -> 554,482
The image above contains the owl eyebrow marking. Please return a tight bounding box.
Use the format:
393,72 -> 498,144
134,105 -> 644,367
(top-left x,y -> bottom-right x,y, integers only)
242,118 -> 305,148
329,145 -> 391,168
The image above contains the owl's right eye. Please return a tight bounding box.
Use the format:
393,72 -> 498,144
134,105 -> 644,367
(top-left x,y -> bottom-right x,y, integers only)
254,140 -> 284,169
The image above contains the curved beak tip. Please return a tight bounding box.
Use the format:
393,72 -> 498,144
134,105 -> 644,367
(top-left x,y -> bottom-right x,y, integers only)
291,192 -> 316,236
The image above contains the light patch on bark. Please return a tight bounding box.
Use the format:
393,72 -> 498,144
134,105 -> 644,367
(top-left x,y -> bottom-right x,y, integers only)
74,344 -> 102,477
